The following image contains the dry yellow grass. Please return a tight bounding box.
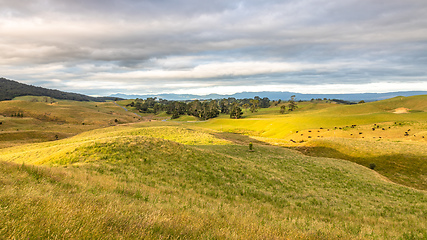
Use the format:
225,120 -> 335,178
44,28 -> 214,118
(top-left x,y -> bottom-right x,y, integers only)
0,95 -> 426,239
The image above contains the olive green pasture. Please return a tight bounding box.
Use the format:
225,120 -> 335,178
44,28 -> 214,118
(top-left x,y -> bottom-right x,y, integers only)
191,95 -> 427,190
0,97 -> 142,148
0,95 -> 426,239
1,124 -> 426,239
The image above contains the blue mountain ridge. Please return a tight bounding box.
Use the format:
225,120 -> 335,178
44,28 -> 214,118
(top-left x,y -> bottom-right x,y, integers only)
110,91 -> 427,102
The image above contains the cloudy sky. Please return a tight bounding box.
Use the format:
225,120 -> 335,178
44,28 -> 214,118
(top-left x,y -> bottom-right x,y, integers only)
1,0 -> 426,96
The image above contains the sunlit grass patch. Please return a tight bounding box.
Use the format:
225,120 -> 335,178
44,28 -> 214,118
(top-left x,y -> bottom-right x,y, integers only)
295,138 -> 427,190
170,114 -> 198,121
0,125 -> 231,165
123,126 -> 231,146
1,137 -> 426,239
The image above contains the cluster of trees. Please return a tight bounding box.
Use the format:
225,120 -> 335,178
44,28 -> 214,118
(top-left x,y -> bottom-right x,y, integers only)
310,98 -> 329,102
126,96 -> 272,120
309,98 -> 361,105
30,97 -> 56,103
331,99 -> 357,105
280,95 -> 298,114
10,112 -> 24,117
126,97 -> 160,113
126,95 -> 303,119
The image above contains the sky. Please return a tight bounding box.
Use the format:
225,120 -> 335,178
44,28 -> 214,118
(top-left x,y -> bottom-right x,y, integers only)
1,0 -> 427,96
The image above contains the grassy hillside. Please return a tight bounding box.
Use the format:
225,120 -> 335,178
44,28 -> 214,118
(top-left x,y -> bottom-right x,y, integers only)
295,138 -> 427,190
190,95 -> 427,190
1,124 -> 426,239
0,97 -> 142,148
0,78 -> 117,101
197,95 -> 427,139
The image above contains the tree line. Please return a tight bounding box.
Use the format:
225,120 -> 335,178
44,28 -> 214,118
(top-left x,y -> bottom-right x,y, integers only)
126,96 -> 298,120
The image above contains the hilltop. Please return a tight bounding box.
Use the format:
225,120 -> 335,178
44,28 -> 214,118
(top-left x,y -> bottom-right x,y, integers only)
0,78 -> 118,102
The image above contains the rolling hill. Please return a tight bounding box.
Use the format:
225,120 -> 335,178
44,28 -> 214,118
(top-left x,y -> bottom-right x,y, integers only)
0,78 -> 118,102
0,124 -> 426,239
0,93 -> 426,239
0,96 -> 144,148
191,95 -> 427,190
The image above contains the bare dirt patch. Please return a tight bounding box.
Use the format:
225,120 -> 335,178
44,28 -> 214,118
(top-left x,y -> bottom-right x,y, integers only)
393,108 -> 409,114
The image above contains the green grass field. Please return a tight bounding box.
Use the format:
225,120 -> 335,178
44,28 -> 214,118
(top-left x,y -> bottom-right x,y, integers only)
0,97 -> 142,148
192,95 -> 427,191
1,124 -> 426,239
0,95 -> 426,239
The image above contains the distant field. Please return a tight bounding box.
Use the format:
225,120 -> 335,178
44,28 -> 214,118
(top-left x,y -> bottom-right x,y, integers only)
0,97 -> 142,148
188,95 -> 427,190
196,95 -> 427,139
1,124 -> 426,239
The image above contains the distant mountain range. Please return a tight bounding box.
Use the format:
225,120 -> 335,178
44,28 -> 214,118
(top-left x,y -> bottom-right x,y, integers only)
0,78 -> 118,102
110,91 -> 427,102
1,77 -> 425,102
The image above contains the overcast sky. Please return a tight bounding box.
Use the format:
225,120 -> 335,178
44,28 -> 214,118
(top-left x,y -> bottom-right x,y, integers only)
1,0 -> 426,96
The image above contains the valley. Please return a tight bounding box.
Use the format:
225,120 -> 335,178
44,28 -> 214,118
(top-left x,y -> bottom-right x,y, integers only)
0,95 -> 426,239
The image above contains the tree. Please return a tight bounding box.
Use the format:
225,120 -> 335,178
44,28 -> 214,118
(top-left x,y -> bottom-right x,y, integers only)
207,100 -> 219,119
153,103 -> 161,113
171,111 -> 180,119
280,105 -> 287,114
136,102 -> 149,112
145,97 -> 157,108
219,99 -> 229,114
259,97 -> 270,108
199,100 -> 219,120
288,95 -> 298,111
229,104 -> 243,119
187,100 -> 203,118
249,99 -> 259,113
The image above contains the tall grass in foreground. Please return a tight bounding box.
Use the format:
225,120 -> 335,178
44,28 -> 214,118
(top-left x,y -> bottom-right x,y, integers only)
1,125 -> 426,239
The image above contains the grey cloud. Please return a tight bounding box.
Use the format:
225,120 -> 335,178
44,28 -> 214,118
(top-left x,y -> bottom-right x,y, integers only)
1,0 -> 426,95
0,0 -> 238,19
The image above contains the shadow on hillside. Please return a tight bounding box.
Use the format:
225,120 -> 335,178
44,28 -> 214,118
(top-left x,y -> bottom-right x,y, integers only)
290,146 -> 426,191
212,132 -> 271,146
